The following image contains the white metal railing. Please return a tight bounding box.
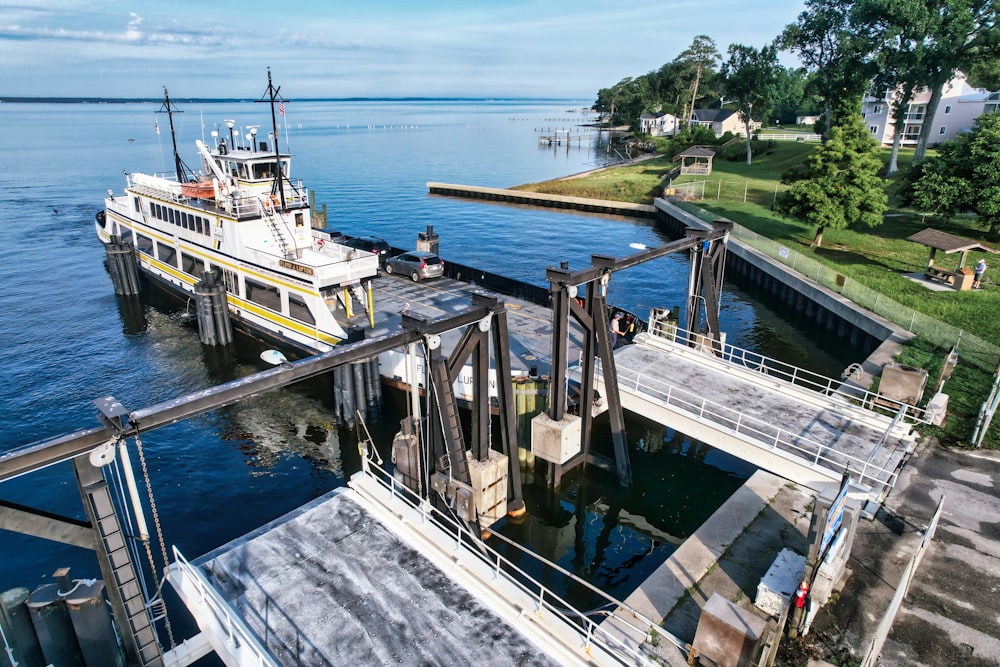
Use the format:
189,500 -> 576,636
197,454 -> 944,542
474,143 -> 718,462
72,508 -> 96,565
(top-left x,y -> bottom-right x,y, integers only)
169,546 -> 276,667
861,495 -> 945,667
598,357 -> 898,492
758,132 -> 822,141
356,456 -> 677,664
645,315 -> 931,424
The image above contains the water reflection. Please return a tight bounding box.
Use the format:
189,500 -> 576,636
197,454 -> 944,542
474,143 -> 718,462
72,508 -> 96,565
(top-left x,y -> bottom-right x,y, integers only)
491,411 -> 755,607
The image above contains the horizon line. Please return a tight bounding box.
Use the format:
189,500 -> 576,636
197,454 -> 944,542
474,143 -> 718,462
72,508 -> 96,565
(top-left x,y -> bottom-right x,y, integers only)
0,96 -> 596,105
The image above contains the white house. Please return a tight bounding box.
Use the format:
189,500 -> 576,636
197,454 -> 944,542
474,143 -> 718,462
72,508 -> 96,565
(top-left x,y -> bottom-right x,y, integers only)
639,112 -> 679,136
690,109 -> 760,137
860,73 -> 996,146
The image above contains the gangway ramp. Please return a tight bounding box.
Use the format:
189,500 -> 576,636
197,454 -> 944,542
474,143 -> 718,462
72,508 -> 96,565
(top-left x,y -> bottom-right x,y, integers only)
166,463 -> 674,666
594,333 -> 920,505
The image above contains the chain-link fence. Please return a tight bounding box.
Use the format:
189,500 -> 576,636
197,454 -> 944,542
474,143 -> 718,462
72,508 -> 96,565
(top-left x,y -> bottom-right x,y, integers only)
729,224 -> 1000,371
670,178 -> 790,209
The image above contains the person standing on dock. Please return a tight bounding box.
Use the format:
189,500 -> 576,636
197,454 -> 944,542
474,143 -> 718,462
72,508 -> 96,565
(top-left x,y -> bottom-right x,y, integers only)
974,259 -> 988,289
610,312 -> 624,348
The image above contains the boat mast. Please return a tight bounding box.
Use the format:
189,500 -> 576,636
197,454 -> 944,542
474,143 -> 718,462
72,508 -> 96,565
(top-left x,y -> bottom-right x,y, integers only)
158,87 -> 187,184
257,68 -> 286,210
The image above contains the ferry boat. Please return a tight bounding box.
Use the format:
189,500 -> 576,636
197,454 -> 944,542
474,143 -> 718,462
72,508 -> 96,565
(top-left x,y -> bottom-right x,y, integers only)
96,72 -> 379,354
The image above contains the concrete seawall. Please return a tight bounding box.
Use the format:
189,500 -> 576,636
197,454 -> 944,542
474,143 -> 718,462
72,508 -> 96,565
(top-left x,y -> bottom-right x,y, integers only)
427,181 -> 658,218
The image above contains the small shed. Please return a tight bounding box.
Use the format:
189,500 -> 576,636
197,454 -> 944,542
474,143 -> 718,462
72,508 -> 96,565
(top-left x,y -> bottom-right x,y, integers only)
906,228 -> 997,290
674,146 -> 716,176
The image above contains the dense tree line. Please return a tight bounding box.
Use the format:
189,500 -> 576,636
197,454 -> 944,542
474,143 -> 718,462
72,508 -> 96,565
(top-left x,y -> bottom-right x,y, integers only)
593,36 -> 821,130
594,1 -> 1000,240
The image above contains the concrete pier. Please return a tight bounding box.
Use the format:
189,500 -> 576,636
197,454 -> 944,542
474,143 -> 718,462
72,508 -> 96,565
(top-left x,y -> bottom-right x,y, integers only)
427,182 -> 658,218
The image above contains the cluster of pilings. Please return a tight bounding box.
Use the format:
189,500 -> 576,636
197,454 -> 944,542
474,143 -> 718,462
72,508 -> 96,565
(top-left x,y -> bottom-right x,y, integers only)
1,569 -> 123,667
332,358 -> 383,427
193,271 -> 234,347
102,235 -> 141,297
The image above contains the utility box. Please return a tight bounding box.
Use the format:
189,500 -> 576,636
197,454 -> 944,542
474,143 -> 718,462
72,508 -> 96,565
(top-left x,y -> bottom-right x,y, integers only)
755,548 -> 805,618
879,363 -> 929,406
448,479 -> 476,522
954,267 -> 975,291
531,413 -> 581,464
467,450 -> 508,528
692,593 -> 766,667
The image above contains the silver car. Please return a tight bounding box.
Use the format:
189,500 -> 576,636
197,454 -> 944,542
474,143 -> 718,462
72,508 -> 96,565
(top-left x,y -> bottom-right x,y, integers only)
384,251 -> 445,282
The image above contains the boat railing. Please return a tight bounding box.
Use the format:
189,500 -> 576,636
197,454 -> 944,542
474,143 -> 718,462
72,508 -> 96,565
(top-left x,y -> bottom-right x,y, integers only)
645,312 -> 930,424
598,357 -> 899,493
356,456 -> 678,664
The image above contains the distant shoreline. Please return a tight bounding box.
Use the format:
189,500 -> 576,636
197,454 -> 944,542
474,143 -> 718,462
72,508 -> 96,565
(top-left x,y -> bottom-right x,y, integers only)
0,96 -> 591,105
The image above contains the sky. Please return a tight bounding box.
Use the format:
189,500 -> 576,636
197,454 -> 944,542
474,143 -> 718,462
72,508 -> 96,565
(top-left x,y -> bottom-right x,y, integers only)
0,1 -> 808,100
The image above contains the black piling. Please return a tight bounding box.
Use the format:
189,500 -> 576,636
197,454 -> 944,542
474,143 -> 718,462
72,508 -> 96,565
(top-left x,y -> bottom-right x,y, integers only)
194,271 -> 233,346
0,587 -> 45,666
103,235 -> 141,296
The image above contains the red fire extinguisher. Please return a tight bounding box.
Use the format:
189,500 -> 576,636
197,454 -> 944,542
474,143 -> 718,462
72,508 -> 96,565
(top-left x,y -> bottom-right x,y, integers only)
794,581 -> 810,609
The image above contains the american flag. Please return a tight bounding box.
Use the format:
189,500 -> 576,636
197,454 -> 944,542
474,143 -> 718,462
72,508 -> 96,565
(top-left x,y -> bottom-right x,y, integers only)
279,101 -> 285,117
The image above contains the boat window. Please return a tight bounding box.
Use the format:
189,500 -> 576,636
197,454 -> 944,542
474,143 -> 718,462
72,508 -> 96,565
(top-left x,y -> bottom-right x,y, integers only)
133,196 -> 141,213
295,212 -> 304,228
181,253 -> 205,277
280,159 -> 289,177
135,234 -> 154,255
245,277 -> 281,311
119,228 -> 133,245
288,293 -> 315,325
158,244 -> 177,268
221,268 -> 239,295
168,208 -> 176,225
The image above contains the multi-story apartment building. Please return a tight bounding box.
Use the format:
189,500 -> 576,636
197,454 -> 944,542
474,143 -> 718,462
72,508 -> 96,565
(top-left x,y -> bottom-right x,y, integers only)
860,73 -> 996,146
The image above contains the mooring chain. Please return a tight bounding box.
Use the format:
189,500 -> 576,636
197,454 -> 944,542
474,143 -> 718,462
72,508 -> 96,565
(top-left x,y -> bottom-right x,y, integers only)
133,431 -> 176,650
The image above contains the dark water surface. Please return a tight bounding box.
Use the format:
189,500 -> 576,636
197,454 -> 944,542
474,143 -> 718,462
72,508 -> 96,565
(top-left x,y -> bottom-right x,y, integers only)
0,100 -> 858,629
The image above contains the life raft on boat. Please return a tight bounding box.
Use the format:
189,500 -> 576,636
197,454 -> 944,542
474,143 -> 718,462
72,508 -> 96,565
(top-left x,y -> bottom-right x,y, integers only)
180,180 -> 215,200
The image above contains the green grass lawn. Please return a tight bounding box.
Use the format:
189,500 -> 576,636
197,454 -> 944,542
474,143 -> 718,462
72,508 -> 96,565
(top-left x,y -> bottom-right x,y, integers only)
518,140 -> 1000,447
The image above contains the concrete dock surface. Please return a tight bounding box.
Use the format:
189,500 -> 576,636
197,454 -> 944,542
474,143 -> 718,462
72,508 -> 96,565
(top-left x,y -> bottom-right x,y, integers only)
805,439 -> 1000,666
633,438 -> 1000,667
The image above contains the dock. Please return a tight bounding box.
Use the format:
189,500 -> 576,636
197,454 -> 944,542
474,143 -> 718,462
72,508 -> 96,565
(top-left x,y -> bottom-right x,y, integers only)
167,465 -> 662,666
427,182 -> 657,217
590,329 -> 919,505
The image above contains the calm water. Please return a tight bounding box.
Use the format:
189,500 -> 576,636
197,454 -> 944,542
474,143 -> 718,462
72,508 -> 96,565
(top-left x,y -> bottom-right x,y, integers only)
0,100 -> 856,630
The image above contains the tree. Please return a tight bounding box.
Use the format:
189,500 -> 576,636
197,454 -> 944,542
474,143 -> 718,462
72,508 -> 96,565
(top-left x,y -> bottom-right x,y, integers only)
902,112 -> 1000,240
854,0 -> 935,175
779,0 -> 875,139
906,0 -> 1000,163
677,35 -> 722,130
721,43 -> 780,165
771,67 -> 812,126
775,117 -> 888,247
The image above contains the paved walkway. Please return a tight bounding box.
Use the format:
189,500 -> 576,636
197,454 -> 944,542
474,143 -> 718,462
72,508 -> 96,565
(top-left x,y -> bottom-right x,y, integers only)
808,438 -> 1000,666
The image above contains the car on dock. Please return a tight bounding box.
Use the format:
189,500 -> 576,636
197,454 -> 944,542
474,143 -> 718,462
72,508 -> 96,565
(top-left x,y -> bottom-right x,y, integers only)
384,251 -> 445,282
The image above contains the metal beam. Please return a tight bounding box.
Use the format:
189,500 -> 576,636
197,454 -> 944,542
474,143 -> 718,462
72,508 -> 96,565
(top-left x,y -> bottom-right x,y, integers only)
1,305 -> 496,483
0,500 -> 96,550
